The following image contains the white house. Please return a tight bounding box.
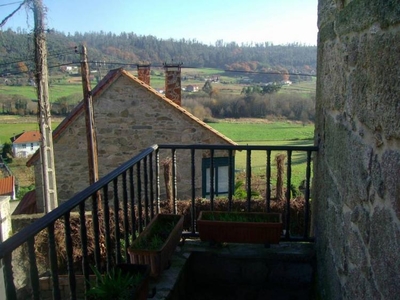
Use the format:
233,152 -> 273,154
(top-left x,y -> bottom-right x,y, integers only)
11,131 -> 41,158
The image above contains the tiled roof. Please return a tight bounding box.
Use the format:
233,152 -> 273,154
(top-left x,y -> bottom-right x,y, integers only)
12,190 -> 37,215
27,68 -> 236,166
0,176 -> 14,196
12,131 -> 41,144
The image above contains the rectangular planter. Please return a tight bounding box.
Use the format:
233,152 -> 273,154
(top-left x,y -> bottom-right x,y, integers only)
115,264 -> 150,300
128,214 -> 184,278
197,211 -> 283,244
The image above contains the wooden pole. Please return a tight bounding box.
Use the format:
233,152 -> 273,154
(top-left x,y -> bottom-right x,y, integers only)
80,45 -> 100,186
33,0 -> 58,212
80,45 -> 103,216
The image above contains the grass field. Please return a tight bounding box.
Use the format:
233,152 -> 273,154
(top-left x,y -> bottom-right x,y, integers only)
208,120 -> 315,189
0,116 -> 62,145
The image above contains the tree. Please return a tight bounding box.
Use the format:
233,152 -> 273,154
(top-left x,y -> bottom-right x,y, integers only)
17,62 -> 28,73
2,142 -> 13,159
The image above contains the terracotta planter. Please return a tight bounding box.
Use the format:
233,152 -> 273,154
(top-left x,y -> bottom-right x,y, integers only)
197,211 -> 283,244
128,214 -> 184,278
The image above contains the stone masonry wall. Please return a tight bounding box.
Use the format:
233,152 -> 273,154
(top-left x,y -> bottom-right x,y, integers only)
314,0 -> 400,299
34,74 -> 232,206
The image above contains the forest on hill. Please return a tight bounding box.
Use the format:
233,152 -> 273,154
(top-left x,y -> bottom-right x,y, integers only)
0,29 -> 316,77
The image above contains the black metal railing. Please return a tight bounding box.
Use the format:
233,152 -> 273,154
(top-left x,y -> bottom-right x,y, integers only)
0,143 -> 317,300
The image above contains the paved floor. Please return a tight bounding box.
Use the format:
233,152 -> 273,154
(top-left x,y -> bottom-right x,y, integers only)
149,239 -> 316,300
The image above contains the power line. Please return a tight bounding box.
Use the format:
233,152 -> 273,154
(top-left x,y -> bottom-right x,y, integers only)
0,48 -> 79,68
0,1 -> 23,7
0,0 -> 27,27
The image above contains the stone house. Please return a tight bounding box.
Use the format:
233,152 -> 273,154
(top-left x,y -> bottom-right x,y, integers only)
27,67 -> 236,212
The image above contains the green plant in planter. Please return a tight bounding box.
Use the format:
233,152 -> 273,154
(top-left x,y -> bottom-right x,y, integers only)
202,211 -> 281,223
86,265 -> 143,300
130,216 -> 181,251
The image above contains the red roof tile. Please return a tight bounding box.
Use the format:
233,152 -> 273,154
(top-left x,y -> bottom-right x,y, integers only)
12,131 -> 41,144
0,176 -> 14,196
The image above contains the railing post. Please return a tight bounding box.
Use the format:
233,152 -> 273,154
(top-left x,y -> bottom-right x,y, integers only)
102,184 -> 112,272
27,237 -> 40,300
129,167 -> 136,245
3,253 -> 16,300
209,149 -> 215,211
172,149 -> 177,214
266,150 -> 272,213
155,149 -> 160,214
137,162 -> 143,231
149,152 -> 155,218
113,178 -> 122,264
246,149 -> 252,212
78,202 -> 90,293
191,148 -> 196,234
304,150 -> 312,239
122,172 -> 130,262
48,223 -> 61,300
144,156 -> 149,223
228,149 -> 233,211
63,213 -> 76,300
285,150 -> 292,239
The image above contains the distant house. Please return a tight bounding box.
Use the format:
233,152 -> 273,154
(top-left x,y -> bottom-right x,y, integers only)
11,131 -> 41,158
27,67 -> 236,211
186,85 -> 199,92
0,176 -> 16,200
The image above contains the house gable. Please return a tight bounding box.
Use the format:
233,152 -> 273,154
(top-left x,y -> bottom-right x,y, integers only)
27,68 -> 236,207
12,131 -> 41,158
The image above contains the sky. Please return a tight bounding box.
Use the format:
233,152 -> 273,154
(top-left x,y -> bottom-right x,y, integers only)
1,0 -> 318,46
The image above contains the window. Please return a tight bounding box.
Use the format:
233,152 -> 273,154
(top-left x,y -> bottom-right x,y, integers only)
202,157 -> 235,197
31,143 -> 34,150
22,144 -> 26,149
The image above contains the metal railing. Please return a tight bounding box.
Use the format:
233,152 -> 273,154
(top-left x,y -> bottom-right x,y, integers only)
0,143 -> 317,300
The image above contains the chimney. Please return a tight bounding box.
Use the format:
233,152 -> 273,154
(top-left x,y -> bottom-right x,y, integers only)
163,63 -> 182,106
137,64 -> 151,85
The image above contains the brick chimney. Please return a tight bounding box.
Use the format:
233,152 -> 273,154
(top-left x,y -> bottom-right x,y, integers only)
137,64 -> 151,85
163,63 -> 182,106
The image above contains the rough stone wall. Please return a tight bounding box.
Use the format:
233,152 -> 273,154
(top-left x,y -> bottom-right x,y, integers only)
34,75 -> 232,205
314,0 -> 400,299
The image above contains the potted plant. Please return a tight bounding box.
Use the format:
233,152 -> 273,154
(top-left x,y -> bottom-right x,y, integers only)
197,211 -> 283,245
86,264 -> 150,300
128,214 -> 184,278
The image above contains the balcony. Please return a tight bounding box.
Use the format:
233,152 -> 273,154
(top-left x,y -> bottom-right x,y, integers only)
0,143 -> 317,299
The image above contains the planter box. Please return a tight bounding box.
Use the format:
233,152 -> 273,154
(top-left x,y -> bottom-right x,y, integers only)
197,211 -> 283,244
128,214 -> 184,278
115,264 -> 150,300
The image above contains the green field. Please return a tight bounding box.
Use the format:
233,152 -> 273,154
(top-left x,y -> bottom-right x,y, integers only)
208,120 -> 315,189
0,116 -> 62,145
0,84 -> 82,101
209,122 -> 314,142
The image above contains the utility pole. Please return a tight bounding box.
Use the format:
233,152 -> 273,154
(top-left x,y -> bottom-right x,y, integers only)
32,0 -> 58,212
80,45 -> 100,198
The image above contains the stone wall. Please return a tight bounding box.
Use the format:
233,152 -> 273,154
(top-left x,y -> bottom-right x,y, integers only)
314,0 -> 400,298
0,196 -> 11,300
34,73 -> 233,207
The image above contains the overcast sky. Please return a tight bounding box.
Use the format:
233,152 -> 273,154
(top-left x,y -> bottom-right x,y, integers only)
1,0 -> 318,46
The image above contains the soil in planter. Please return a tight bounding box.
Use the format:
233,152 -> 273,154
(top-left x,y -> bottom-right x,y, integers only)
201,211 -> 281,223
130,215 -> 182,251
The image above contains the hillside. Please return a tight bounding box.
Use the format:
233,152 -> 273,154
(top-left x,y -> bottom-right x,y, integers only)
0,29 -> 316,77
